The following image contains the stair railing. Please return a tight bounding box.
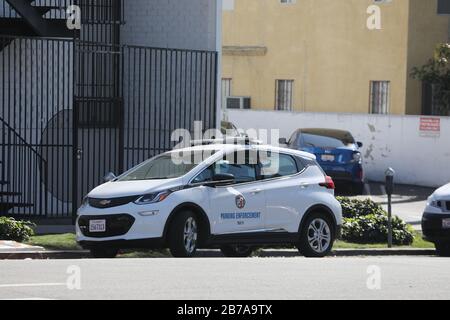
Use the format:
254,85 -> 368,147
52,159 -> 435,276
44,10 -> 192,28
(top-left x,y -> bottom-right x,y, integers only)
0,116 -> 48,216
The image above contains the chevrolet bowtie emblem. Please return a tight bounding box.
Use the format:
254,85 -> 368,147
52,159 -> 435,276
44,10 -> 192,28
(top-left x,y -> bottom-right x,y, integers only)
99,199 -> 112,206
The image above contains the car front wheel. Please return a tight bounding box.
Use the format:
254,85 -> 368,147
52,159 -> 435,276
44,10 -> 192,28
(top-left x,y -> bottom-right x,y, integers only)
220,245 -> 254,258
168,211 -> 199,258
435,242 -> 450,257
297,212 -> 335,258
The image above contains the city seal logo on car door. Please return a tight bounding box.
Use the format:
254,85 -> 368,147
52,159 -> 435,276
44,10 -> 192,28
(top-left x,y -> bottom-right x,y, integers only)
235,195 -> 246,209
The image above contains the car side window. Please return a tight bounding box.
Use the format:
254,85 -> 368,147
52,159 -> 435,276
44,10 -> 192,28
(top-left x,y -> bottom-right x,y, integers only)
191,166 -> 214,184
260,153 -> 299,179
192,151 -> 257,184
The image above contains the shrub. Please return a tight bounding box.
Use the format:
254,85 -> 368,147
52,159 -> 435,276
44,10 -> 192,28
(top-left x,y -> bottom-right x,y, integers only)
337,197 -> 414,246
336,196 -> 385,218
0,217 -> 35,242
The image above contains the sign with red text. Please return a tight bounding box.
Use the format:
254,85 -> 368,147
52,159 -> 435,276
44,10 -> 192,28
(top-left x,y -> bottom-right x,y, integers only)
420,117 -> 440,137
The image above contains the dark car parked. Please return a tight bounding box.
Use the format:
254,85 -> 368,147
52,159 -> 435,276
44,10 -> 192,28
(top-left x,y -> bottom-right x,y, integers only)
281,128 -> 364,194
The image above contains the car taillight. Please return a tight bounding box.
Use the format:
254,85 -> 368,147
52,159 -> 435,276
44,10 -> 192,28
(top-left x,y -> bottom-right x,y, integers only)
319,176 -> 335,190
351,152 -> 362,163
357,168 -> 364,180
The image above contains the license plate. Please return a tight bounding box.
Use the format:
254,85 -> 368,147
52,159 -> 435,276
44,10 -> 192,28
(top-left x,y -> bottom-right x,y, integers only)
89,220 -> 106,233
321,154 -> 335,162
443,219 -> 450,229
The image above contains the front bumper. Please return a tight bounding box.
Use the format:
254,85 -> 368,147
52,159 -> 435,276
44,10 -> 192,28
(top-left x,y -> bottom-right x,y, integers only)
76,202 -> 172,244
422,212 -> 450,243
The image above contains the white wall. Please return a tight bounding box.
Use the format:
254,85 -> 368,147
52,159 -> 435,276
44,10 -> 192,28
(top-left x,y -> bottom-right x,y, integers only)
121,0 -> 219,51
227,110 -> 450,188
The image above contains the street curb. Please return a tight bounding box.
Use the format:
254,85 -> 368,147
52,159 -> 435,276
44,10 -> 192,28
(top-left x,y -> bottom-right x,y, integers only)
0,248 -> 437,260
0,250 -> 91,260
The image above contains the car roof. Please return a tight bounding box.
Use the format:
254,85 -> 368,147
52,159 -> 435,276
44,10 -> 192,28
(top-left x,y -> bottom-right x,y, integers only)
169,143 -> 316,160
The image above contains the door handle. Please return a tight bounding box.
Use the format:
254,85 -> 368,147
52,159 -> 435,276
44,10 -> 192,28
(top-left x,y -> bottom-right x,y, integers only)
251,189 -> 263,195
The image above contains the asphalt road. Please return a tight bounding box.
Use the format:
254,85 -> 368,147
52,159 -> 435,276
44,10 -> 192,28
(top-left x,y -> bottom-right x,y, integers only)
1,256 -> 450,300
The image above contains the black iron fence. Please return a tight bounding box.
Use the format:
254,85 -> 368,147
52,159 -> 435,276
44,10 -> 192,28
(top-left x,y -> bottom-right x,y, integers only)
0,35 -> 218,218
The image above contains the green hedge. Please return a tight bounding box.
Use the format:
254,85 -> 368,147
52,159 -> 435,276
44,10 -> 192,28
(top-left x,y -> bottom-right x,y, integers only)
336,197 -> 414,246
0,217 -> 35,242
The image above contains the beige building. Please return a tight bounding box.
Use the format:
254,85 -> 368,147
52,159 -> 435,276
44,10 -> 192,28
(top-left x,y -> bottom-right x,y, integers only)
222,0 -> 450,115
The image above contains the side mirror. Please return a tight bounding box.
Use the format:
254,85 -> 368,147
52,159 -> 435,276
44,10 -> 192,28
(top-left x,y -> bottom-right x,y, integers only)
279,138 -> 288,145
103,172 -> 117,182
212,173 -> 236,186
357,142 -> 363,148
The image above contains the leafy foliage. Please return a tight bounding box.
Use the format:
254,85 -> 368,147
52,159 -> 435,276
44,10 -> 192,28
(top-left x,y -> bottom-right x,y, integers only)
411,43 -> 450,113
337,197 -> 414,246
0,217 -> 35,242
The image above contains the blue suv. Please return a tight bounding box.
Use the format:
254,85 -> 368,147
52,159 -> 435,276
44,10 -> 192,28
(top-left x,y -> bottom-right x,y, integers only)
281,128 -> 364,194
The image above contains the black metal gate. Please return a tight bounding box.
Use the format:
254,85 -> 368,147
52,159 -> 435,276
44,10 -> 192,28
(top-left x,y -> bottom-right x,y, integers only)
0,35 -> 218,219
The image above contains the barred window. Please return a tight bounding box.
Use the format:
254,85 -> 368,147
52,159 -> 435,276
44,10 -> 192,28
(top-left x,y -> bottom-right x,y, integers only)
369,81 -> 390,114
275,80 -> 294,111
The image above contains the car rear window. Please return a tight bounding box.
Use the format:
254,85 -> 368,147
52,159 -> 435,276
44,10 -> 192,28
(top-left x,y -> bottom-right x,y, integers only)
300,131 -> 355,148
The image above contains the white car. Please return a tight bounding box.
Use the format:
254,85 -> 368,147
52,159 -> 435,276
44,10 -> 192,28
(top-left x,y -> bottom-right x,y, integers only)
76,142 -> 342,258
423,183 -> 450,257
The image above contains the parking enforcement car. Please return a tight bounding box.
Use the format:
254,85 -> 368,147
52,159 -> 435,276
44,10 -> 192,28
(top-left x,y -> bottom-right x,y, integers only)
422,183 -> 450,257
76,141 -> 342,258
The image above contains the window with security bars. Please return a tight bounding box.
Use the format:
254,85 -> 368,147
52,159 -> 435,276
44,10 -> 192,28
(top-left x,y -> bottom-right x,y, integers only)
275,80 -> 294,111
369,81 -> 390,114
222,78 -> 232,108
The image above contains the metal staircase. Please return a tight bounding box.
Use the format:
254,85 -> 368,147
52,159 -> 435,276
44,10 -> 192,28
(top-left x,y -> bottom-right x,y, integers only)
0,0 -> 75,38
0,117 -> 48,216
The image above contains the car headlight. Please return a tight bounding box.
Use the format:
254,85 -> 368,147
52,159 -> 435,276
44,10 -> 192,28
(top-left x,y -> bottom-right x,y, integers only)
134,190 -> 172,205
427,196 -> 442,209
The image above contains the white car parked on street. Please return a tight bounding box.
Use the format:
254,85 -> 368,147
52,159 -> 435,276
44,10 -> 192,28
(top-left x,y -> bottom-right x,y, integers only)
423,183 -> 450,257
76,141 -> 342,258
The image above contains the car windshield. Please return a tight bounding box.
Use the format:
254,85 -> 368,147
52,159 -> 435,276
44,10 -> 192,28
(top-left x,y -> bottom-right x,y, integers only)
118,152 -> 208,181
300,131 -> 355,149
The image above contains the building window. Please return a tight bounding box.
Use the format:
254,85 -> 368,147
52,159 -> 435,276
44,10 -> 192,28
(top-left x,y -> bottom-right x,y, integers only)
438,0 -> 450,14
369,81 -> 390,114
222,78 -> 232,108
422,82 -> 450,116
275,80 -> 294,111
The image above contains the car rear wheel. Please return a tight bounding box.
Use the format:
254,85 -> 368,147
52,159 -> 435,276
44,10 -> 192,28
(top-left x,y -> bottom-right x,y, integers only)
435,242 -> 450,257
168,211 -> 199,258
90,247 -> 119,259
297,212 -> 335,258
220,245 -> 254,258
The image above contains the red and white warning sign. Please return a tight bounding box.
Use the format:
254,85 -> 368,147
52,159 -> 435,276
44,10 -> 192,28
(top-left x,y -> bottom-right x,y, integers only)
420,117 -> 440,136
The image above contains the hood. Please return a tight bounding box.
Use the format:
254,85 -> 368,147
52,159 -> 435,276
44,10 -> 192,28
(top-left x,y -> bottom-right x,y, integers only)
88,178 -> 182,199
433,183 -> 450,198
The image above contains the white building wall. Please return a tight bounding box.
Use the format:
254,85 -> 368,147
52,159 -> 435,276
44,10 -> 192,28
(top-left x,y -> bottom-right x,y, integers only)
228,110 -> 450,188
121,0 -> 219,51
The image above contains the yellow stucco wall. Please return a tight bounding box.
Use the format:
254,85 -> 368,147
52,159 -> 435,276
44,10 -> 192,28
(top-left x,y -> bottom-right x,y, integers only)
222,0 -> 449,115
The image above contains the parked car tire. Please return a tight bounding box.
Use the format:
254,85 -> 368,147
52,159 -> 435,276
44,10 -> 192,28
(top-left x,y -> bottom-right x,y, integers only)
90,247 -> 119,259
352,182 -> 365,195
220,245 -> 254,257
168,211 -> 199,258
297,212 -> 335,258
435,242 -> 450,257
